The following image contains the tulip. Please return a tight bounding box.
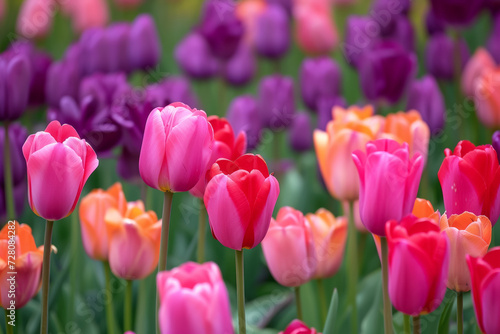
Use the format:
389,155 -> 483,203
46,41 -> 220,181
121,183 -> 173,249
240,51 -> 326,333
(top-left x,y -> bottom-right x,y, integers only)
254,4 -> 290,59
300,57 -> 341,111
440,212 -> 491,292
22,121 -> 99,221
438,140 -> 500,225
45,58 -> 81,109
316,96 -> 346,131
425,33 -> 470,81
226,95 -> 262,149
289,112 -> 313,152
129,14 -> 161,71
157,262 -> 234,334
492,131 -> 500,162
0,222 -> 43,309
258,75 -> 296,129
412,198 -> 440,223
425,9 -> 446,35
352,139 -> 424,236
236,0 -> 267,45
106,201 -> 161,280
189,116 -> 247,198
0,53 -> 31,121
204,154 -> 279,250
139,102 -> 214,193
467,247 -> 500,334
16,0 -> 56,39
175,32 -> 220,80
305,208 -> 347,279
262,207 -> 316,286
79,183 -> 127,261
67,0 -> 109,34
461,48 -> 496,98
487,14 -> 500,63
359,40 -> 417,105
223,42 -> 256,86
383,16 -> 415,53
406,76 -> 446,135
370,0 -> 411,33
386,215 -> 450,315
474,68 -> 500,128
343,16 -> 380,68
430,0 -> 485,26
342,201 -> 368,232
314,105 -> 384,202
279,319 -> 320,334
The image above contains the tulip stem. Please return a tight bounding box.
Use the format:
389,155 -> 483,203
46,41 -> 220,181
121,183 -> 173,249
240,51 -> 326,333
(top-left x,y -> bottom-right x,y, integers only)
3,122 -> 15,220
103,262 -> 116,334
317,279 -> 328,323
235,250 -> 246,334
294,286 -> 303,321
125,280 -> 133,332
156,190 -> 173,333
40,220 -> 54,334
70,211 -> 79,319
346,201 -> 358,333
197,199 -> 206,263
4,309 -> 12,334
381,237 -> 393,334
413,315 -> 420,334
457,292 -> 463,334
403,314 -> 410,334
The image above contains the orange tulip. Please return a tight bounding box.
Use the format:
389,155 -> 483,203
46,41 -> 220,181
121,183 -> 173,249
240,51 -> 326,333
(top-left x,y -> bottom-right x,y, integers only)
106,201 -> 161,280
306,209 -> 348,279
412,198 -> 440,223
314,105 -> 384,201
474,68 -> 500,128
79,183 -> 127,261
0,222 -> 43,309
439,212 -> 492,292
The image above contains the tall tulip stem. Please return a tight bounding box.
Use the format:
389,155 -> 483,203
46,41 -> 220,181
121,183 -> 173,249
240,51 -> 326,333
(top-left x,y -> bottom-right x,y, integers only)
413,315 -> 421,334
235,250 -> 246,334
403,314 -> 411,334
317,279 -> 328,323
381,237 -> 393,334
294,286 -> 303,321
3,122 -> 15,220
457,292 -> 463,334
125,280 -> 133,332
5,309 -> 12,334
40,220 -> 54,334
197,199 -> 206,263
346,201 -> 358,333
103,262 -> 116,334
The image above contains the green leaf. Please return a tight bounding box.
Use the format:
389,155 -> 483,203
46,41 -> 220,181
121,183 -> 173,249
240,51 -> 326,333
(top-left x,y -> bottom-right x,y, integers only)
438,295 -> 455,334
323,289 -> 338,334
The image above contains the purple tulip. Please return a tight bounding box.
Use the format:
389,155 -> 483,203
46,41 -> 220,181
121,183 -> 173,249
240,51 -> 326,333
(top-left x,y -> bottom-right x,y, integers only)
258,75 -> 296,129
300,57 -> 342,110
289,112 -> 313,152
107,23 -> 131,72
426,9 -> 446,35
0,53 -> 31,121
359,40 -> 417,105
406,75 -> 446,135
492,131 -> 500,162
254,4 -> 290,59
425,32 -> 470,81
223,42 -> 256,86
487,14 -> 500,63
343,16 -> 381,68
317,96 -> 347,130
45,57 -> 82,108
226,95 -> 262,149
266,0 -> 292,15
79,73 -> 131,111
370,0 -> 411,34
129,14 -> 161,70
383,16 -> 415,52
430,0 -> 485,26
175,32 -> 220,79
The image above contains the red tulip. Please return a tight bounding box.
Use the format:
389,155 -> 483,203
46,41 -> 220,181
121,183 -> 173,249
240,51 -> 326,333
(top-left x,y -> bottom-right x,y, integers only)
204,154 -> 280,250
438,140 -> 500,225
386,215 -> 450,316
279,319 -> 320,334
467,247 -> 500,334
22,121 -> 98,221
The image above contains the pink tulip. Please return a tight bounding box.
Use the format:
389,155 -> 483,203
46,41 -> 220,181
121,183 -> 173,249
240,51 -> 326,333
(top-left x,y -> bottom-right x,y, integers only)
139,102 -> 214,193
262,207 -> 316,287
22,121 -> 98,221
352,139 -> 424,236
474,68 -> 500,128
65,0 -> 109,34
157,262 -> 234,334
16,0 -> 56,39
279,319 -> 320,334
204,154 -> 280,250
461,48 -> 496,97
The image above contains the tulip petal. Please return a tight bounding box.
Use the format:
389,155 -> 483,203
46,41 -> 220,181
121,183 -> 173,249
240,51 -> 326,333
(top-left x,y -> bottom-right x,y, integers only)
159,289 -> 210,333
480,271 -> 500,334
139,109 -> 167,191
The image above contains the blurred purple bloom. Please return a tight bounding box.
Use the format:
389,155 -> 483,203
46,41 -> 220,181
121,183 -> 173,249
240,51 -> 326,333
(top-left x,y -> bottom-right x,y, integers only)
266,0 -> 292,15
425,32 -> 470,81
254,4 -> 290,59
175,32 -> 220,79
227,95 -> 262,150
383,16 -> 415,52
317,96 -> 347,130
426,9 -> 446,35
370,0 -> 411,34
492,130 -> 500,162
129,14 -> 161,70
487,13 -> 500,63
343,16 -> 381,68
289,112 -> 313,152
46,47 -> 82,108
430,0 -> 485,26
258,75 -> 295,129
300,57 -> 341,110
79,73 -> 131,111
0,52 -> 31,121
223,42 -> 256,86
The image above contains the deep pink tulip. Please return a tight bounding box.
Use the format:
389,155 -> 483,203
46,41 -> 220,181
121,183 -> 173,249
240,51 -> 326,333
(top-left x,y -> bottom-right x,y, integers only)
352,139 -> 424,236
204,154 -> 280,250
387,215 -> 450,316
22,121 -> 98,221
157,262 -> 234,334
467,247 -> 500,334
262,207 -> 316,287
139,102 -> 214,193
279,319 -> 320,334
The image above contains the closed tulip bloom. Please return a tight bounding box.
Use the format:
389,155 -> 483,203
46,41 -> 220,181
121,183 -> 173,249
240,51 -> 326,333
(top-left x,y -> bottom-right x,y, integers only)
262,207 -> 316,286
425,9 -> 446,35
279,319 -> 320,334
359,40 -> 417,105
305,209 -> 347,279
226,95 -> 262,149
352,139 -> 424,236
386,216 -> 450,316
289,112 -> 313,152
16,0 -> 55,39
0,222 -> 43,309
487,14 -> 500,63
175,32 -> 220,80
68,0 -> 109,33
129,14 -> 161,71
440,212 -> 491,292
259,75 -> 296,129
45,58 -> 81,109
254,4 -> 290,59
157,262 -> 234,334
223,42 -> 256,86
474,68 -> 500,127
204,154 -> 280,250
22,121 -> 99,221
467,247 -> 500,334
79,183 -> 127,261
314,106 -> 385,201
383,16 -> 415,53
461,48 -> 496,98
189,116 -> 247,198
370,0 -> 411,31
300,57 -> 341,110
430,0 -> 485,26
425,33 -> 470,81
0,53 -> 31,121
406,76 -> 446,135
139,102 -> 214,193
343,16 -> 380,68
236,0 -> 267,45
412,198 -> 440,223
438,140 -> 500,225
492,131 -> 500,162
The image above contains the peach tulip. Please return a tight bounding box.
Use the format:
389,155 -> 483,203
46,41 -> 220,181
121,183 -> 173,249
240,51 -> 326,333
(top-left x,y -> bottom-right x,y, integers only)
16,0 -> 56,39
79,183 -> 127,261
474,68 -> 500,128
462,48 -> 496,98
440,212 -> 492,292
236,0 -> 267,45
412,198 -> 440,223
305,209 -> 347,279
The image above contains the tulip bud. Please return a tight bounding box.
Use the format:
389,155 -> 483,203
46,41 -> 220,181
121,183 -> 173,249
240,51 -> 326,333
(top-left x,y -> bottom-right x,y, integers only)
289,113 -> 313,152
425,33 -> 470,81
226,95 -> 262,149
175,32 -> 220,80
254,4 -> 290,59
0,53 -> 31,121
129,14 -> 161,71
430,0 -> 485,26
461,48 -> 496,98
300,57 -> 341,110
223,42 -> 256,86
343,16 -> 380,68
258,75 -> 296,129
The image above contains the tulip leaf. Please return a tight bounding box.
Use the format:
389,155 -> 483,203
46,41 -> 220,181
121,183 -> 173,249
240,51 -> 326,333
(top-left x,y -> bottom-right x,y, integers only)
323,288 -> 338,334
437,295 -> 455,334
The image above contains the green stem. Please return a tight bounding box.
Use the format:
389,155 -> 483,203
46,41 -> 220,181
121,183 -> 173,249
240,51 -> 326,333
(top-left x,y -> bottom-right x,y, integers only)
346,201 -> 358,333
125,280 -> 133,332
294,286 -> 303,321
403,314 -> 411,334
381,237 -> 393,334
156,191 -> 174,334
413,315 -> 420,334
197,199 -> 206,263
40,220 -> 54,334
3,122 -> 15,220
317,279 -> 328,324
457,292 -> 463,334
69,211 -> 79,319
235,250 -> 246,334
103,262 -> 116,334
4,309 -> 11,334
